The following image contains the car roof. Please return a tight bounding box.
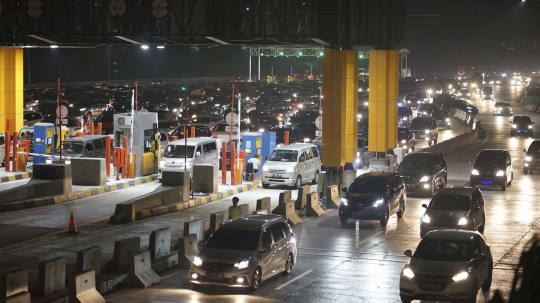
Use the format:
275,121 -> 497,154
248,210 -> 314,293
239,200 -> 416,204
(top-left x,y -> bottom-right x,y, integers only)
222,214 -> 287,231
478,149 -> 507,154
423,229 -> 479,242
435,187 -> 476,197
169,137 -> 216,145
274,143 -> 316,150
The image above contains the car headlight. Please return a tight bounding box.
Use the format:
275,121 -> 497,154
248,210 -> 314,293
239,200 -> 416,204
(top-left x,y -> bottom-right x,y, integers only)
293,94 -> 297,98
458,217 -> 468,225
286,166 -> 296,172
373,199 -> 384,206
262,166 -> 269,172
401,139 -> 406,143
403,117 -> 407,121
445,118 -> 450,122
529,125 -> 533,129
419,176 -> 429,182
402,267 -> 415,279
340,197 -> 349,206
159,160 -> 166,166
245,97 -> 250,101
421,214 -> 431,223
512,124 -> 516,128
471,169 -> 479,175
452,271 -> 468,282
424,130 -> 429,134
496,170 -> 504,176
234,259 -> 250,269
193,256 -> 203,266
525,156 -> 531,162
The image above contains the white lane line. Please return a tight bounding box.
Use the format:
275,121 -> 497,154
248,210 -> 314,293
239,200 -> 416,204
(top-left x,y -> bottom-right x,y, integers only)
325,209 -> 335,213
357,230 -> 383,247
275,269 -> 313,290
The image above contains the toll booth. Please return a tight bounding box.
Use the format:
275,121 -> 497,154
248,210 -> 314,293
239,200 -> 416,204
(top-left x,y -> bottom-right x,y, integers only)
33,122 -> 55,164
242,132 -> 262,164
113,112 -> 159,177
261,132 -> 276,166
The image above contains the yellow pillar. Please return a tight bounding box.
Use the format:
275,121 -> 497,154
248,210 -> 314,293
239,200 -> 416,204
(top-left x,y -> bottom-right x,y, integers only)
0,49 -> 24,134
368,50 -> 399,152
321,50 -> 358,167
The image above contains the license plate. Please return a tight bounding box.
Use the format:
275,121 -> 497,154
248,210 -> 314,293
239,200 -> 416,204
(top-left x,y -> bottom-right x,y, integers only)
206,272 -> 224,280
481,180 -> 493,185
421,283 -> 442,291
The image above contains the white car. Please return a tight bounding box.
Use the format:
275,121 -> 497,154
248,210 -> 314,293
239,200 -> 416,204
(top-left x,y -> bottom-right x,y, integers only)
400,230 -> 493,303
211,121 -> 249,142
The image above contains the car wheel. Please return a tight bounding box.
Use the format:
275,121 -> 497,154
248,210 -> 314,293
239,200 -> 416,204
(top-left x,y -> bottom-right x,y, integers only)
380,207 -> 389,227
508,173 -> 513,185
282,253 -> 293,275
482,265 -> 493,292
400,295 -> 412,303
478,218 -> 485,233
340,216 -> 348,227
501,179 -> 507,191
312,171 -> 319,185
250,267 -> 262,291
397,200 -> 405,218
294,175 -> 302,189
524,168 -> 529,175
412,143 -> 416,151
262,183 -> 270,189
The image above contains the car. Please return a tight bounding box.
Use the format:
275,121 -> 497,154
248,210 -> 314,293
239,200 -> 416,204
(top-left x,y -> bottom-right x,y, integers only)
211,121 -> 249,142
493,101 -> 513,116
416,103 -> 438,118
188,114 -> 222,128
168,125 -> 212,139
457,88 -> 471,98
522,140 -> 540,174
269,126 -> 305,145
397,127 -> 416,152
354,136 -> 373,169
432,93 -> 459,108
440,99 -> 479,116
23,111 -> 44,126
410,117 -> 439,146
403,93 -> 418,108
430,109 -> 451,129
339,172 -> 406,227
189,214 -> 297,291
420,187 -> 486,238
470,149 -> 513,191
398,152 -> 447,197
510,115 -> 534,136
0,134 -> 5,167
398,106 -> 413,127
93,111 -> 116,135
400,230 -> 493,303
481,86 -> 494,101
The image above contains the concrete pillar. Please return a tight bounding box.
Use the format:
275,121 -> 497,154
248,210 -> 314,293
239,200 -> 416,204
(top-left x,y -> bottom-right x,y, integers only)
149,228 -> 171,260
368,50 -> 399,152
37,258 -> 66,296
183,219 -> 205,243
0,269 -> 28,299
192,164 -> 218,193
0,49 -> 24,134
76,246 -> 101,277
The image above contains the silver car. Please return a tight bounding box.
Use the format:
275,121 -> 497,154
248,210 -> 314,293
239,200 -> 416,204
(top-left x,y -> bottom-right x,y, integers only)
190,215 -> 297,290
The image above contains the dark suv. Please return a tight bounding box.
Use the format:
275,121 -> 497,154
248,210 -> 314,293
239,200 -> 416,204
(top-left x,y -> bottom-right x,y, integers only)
470,149 -> 513,191
523,140 -> 540,174
510,115 -> 534,137
398,152 -> 447,197
339,172 -> 406,227
410,117 -> 439,146
416,103 -> 438,118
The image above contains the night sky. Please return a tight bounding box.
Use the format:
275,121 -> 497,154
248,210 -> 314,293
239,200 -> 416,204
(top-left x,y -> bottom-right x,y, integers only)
25,0 -> 540,84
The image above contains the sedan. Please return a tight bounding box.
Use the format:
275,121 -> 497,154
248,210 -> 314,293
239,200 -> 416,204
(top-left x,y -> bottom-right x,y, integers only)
523,140 -> 540,174
470,149 -> 513,191
400,230 -> 493,303
397,127 -> 416,152
493,101 -> 513,116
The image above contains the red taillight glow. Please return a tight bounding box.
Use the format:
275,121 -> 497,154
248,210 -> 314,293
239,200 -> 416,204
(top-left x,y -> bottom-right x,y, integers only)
291,232 -> 295,238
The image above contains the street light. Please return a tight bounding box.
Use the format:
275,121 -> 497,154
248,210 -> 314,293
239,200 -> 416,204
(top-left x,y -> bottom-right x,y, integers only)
141,44 -> 149,50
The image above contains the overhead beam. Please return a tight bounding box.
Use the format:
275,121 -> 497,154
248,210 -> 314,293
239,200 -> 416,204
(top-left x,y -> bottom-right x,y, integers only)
27,35 -> 57,44
205,37 -> 230,45
114,36 -> 140,44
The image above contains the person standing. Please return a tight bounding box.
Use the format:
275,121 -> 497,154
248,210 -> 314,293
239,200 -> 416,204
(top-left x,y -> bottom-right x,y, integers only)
228,197 -> 242,220
248,153 -> 261,173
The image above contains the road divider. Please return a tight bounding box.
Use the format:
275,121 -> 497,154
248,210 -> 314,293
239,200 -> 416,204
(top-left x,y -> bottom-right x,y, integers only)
69,270 -> 105,303
0,172 -> 31,184
128,251 -> 160,288
418,121 -> 479,155
306,192 -> 324,217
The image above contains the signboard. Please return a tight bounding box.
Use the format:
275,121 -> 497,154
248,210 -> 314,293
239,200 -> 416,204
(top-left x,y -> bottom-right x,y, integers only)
256,138 -> 262,148
315,116 -> 322,129
225,112 -> 238,126
108,0 -> 127,17
57,105 -> 68,118
151,0 -> 169,19
27,0 -> 42,18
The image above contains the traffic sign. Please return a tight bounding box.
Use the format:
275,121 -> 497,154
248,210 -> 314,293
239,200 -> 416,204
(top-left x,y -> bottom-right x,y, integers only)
225,112 -> 238,125
27,0 -> 42,18
108,0 -> 126,17
315,116 -> 322,129
151,0 -> 169,19
57,105 -> 68,119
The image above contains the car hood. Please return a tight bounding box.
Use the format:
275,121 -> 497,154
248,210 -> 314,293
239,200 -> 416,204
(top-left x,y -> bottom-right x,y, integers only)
409,258 -> 470,276
399,168 -> 432,179
344,193 -> 385,204
425,209 -> 469,224
197,248 -> 255,264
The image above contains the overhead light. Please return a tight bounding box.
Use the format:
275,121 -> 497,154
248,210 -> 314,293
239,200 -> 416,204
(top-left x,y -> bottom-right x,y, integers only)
50,45 -> 59,49
156,45 -> 165,49
141,45 -> 149,50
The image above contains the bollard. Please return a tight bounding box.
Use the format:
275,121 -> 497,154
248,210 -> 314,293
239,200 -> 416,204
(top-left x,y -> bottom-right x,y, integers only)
5,118 -> 11,172
89,122 -> 94,135
105,136 -> 111,178
12,131 -> 17,172
221,141 -> 227,185
230,142 -> 236,185
122,137 -> 128,179
190,126 -> 195,138
97,123 -> 102,135
284,131 -> 289,145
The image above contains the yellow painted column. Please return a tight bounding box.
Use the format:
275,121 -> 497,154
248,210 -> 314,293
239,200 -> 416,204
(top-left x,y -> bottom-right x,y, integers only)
321,50 -> 358,167
0,49 -> 24,134
368,50 -> 399,152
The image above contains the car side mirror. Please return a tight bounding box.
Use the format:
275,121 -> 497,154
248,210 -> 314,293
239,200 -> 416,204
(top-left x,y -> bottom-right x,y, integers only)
404,249 -> 413,257
342,187 -> 348,193
475,206 -> 481,211
523,149 -> 527,152
422,204 -> 428,209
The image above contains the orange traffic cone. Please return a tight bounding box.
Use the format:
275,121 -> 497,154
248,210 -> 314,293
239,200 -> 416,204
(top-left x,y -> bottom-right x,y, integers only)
68,212 -> 77,233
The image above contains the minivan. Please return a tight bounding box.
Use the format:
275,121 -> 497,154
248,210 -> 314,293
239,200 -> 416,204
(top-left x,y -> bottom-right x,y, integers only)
261,143 -> 321,189
158,137 -> 218,180
50,135 -> 108,163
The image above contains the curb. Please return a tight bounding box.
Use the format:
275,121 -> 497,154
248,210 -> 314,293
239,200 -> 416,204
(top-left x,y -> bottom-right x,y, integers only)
136,182 -> 258,220
1,176 -> 156,212
0,172 -> 31,184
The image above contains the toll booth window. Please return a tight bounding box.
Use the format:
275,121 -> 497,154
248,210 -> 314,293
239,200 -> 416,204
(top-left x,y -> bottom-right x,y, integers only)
95,139 -> 104,150
144,130 -> 153,153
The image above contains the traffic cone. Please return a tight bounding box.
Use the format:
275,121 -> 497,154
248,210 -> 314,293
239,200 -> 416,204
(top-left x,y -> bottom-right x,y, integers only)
68,212 -> 77,233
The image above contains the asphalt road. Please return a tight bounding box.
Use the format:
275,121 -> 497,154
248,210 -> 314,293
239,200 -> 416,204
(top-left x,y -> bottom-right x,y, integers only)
0,83 -> 535,303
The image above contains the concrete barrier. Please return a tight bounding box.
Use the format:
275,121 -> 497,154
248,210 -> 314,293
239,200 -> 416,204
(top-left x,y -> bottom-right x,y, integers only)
239,204 -> 250,216
272,190 -> 292,214
69,270 -> 105,303
161,171 -> 190,202
76,246 -> 101,277
418,126 -> 479,155
149,228 -> 171,260
252,209 -> 268,215
325,185 -> 340,208
256,197 -> 271,214
280,200 -> 302,225
104,237 -> 140,272
177,234 -> 198,269
71,158 -> 107,186
204,212 -> 226,240
295,185 -> 309,210
37,257 -> 65,296
306,192 -> 324,217
0,269 -> 27,299
183,219 -> 205,243
128,251 -> 160,288
193,164 -> 218,193
3,292 -> 30,303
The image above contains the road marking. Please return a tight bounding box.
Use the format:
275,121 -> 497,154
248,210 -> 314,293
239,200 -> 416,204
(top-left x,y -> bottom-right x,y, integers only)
357,230 -> 383,247
275,270 -> 313,290
325,209 -> 335,213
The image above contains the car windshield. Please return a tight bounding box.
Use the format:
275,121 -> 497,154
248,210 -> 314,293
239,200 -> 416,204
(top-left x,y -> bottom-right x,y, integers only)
164,145 -> 195,158
430,195 -> 471,211
410,119 -> 432,129
192,116 -> 213,123
527,142 -> 540,153
400,155 -> 434,169
19,128 -> 35,140
61,141 -> 84,154
513,116 -> 531,124
205,228 -> 260,250
475,152 -> 505,166
268,150 -> 298,162
414,240 -> 472,262
348,178 -> 388,194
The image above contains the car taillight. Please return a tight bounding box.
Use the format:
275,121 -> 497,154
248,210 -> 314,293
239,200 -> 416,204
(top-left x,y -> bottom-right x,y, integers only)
291,232 -> 295,238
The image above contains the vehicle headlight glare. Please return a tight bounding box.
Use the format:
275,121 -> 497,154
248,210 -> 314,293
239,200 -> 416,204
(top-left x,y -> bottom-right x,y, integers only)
512,124 -> 516,128
496,170 -> 504,176
234,259 -> 250,269
159,160 -> 166,166
452,271 -> 468,281
419,176 -> 429,182
458,217 -> 468,225
525,156 -> 531,162
340,197 -> 349,206
401,139 -> 406,143
262,166 -> 269,172
193,256 -> 203,266
471,169 -> 479,175
445,118 -> 450,122
424,130 -> 429,134
421,214 -> 430,223
403,117 -> 407,121
374,199 -> 384,206
402,267 -> 415,279
529,125 -> 533,129
286,166 -> 296,172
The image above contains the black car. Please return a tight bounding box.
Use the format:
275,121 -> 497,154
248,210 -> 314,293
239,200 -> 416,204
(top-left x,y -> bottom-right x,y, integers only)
510,115 -> 534,136
430,109 -> 451,129
354,136 -> 373,169
339,172 -> 406,227
168,125 -> 212,139
416,103 -> 438,118
399,152 -> 447,197
493,101 -> 513,116
34,100 -> 83,128
470,149 -> 513,191
269,126 -> 305,145
289,110 -> 318,125
410,117 -> 438,146
247,115 -> 279,132
397,127 -> 416,152
441,99 -> 479,116
523,140 -> 540,174
398,106 -> 413,127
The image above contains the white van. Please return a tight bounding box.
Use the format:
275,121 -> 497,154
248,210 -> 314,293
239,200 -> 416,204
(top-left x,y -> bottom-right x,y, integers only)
158,138 -> 219,180
261,143 -> 321,189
